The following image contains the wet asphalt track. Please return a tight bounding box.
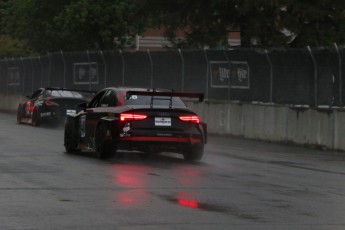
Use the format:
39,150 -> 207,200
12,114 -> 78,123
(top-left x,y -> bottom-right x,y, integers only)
1,112 -> 345,230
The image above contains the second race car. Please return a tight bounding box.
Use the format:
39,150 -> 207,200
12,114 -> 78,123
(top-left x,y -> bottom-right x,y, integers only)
17,87 -> 95,126
64,87 -> 207,161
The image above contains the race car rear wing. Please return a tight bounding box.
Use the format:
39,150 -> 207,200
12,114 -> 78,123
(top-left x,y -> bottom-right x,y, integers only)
126,90 -> 204,102
126,90 -> 204,108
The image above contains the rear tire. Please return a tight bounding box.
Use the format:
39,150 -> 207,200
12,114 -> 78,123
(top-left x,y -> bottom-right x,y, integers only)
183,143 -> 204,162
64,117 -> 79,153
32,107 -> 41,126
95,123 -> 116,159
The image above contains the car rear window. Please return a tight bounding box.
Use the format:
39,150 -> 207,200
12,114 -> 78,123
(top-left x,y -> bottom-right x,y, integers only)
49,90 -> 93,99
124,95 -> 186,107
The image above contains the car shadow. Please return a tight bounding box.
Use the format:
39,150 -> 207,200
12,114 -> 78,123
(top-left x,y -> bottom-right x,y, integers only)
66,149 -> 206,167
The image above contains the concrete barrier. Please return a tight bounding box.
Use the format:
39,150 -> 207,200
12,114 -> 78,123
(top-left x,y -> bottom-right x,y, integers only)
0,94 -> 26,112
186,101 -> 345,152
2,93 -> 345,152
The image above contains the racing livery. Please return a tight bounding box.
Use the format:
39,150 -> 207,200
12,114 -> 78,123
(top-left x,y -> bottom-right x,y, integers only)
64,87 -> 207,161
17,87 -> 94,126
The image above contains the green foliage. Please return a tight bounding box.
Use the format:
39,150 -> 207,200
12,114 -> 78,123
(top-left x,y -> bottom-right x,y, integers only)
0,35 -> 32,58
148,0 -> 345,48
55,0 -> 149,50
1,0 -> 69,54
280,0 -> 345,47
0,0 -> 344,55
0,0 -> 149,55
148,0 -> 238,49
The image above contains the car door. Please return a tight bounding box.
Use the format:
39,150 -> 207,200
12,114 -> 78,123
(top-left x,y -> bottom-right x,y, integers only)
79,90 -> 107,145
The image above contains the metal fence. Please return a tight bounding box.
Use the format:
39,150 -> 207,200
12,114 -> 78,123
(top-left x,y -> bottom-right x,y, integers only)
1,47 -> 344,106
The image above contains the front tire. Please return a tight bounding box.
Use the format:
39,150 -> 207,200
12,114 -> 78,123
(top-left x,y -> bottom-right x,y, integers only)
64,117 -> 79,153
95,123 -> 116,159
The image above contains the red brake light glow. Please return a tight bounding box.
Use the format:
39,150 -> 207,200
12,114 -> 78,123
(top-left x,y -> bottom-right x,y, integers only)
120,113 -> 147,121
179,115 -> 200,123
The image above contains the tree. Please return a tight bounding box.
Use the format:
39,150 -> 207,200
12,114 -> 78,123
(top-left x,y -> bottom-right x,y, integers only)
147,0 -> 345,48
1,0 -> 345,55
0,35 -> 31,58
235,0 -> 290,47
1,0 -> 70,54
0,0 -> 150,54
147,0 -> 238,49
279,0 -> 345,47
54,0 -> 149,51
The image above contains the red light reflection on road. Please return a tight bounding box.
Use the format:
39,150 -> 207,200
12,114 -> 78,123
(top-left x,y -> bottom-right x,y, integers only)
115,189 -> 148,206
111,164 -> 149,206
112,164 -> 148,188
176,192 -> 199,209
175,166 -> 202,186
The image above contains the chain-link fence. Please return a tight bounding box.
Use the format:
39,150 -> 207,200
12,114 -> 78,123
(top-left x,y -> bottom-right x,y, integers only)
1,47 -> 344,106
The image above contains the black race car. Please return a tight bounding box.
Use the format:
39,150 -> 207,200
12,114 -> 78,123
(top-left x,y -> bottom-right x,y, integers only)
17,87 -> 95,126
64,87 -> 207,161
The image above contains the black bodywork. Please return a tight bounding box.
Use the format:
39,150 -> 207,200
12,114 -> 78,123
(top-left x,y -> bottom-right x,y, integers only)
64,87 -> 207,161
17,87 -> 94,126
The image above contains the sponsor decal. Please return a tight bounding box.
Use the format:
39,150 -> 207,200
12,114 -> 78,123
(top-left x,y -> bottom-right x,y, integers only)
66,110 -> 76,115
40,112 -> 52,118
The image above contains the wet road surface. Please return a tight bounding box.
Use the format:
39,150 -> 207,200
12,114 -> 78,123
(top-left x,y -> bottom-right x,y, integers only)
0,112 -> 345,229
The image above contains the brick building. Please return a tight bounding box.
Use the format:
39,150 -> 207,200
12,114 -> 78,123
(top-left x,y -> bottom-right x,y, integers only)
131,28 -> 241,51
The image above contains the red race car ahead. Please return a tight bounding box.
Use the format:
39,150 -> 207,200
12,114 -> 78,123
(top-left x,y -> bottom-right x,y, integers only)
64,87 -> 207,161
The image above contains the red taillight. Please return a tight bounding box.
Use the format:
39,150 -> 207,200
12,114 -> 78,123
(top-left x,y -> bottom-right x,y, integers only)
120,113 -> 147,121
179,115 -> 200,123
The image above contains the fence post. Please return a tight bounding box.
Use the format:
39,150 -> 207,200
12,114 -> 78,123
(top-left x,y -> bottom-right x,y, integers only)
29,57 -> 35,93
203,49 -> 209,100
47,53 -> 51,87
5,58 -> 8,95
100,50 -> 107,88
223,49 -> 231,101
61,51 -> 66,88
86,50 -> 92,91
334,43 -> 342,106
119,50 -> 125,86
265,50 -> 273,103
178,49 -> 185,92
39,56 -> 43,87
307,46 -> 318,106
147,50 -> 153,88
20,57 -> 25,94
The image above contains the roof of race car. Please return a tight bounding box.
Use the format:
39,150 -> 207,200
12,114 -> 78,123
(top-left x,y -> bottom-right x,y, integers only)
101,87 -> 170,92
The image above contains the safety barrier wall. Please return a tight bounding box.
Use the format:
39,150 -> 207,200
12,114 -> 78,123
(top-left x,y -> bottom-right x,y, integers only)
186,101 -> 345,151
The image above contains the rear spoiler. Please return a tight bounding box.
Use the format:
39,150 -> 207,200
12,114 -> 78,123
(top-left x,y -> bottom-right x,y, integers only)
126,90 -> 204,102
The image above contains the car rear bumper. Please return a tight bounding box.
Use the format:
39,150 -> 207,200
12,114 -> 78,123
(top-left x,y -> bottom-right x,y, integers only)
117,135 -> 203,153
119,136 -> 202,143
